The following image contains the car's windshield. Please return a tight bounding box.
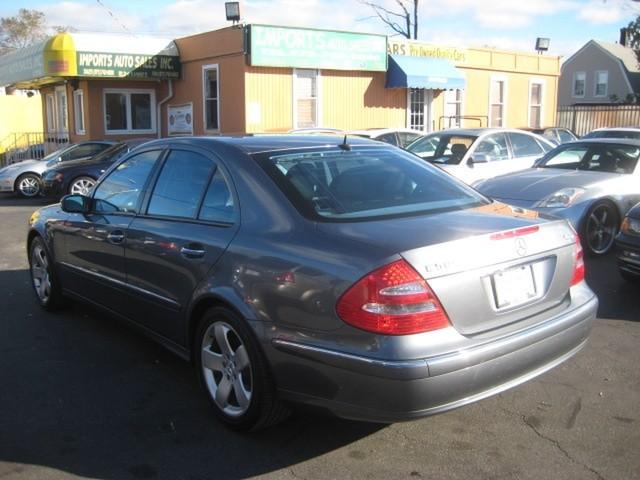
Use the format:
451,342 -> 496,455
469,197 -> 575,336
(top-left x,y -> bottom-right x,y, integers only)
254,146 -> 488,221
39,146 -> 70,162
406,134 -> 477,164
539,144 -> 639,173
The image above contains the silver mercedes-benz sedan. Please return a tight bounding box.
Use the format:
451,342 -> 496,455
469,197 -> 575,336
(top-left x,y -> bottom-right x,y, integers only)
27,135 -> 597,430
476,138 -> 640,255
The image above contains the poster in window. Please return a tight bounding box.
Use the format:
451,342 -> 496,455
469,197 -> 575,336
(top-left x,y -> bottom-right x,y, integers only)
168,103 -> 193,135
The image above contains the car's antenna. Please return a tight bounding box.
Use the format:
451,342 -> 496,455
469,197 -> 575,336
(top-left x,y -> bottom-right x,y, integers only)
338,134 -> 351,151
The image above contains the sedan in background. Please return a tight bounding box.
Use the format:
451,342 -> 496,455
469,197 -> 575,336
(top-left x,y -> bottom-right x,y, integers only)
520,127 -> 578,145
615,202 -> 640,281
349,128 -> 424,148
42,139 -> 151,199
28,135 -> 596,430
0,141 -> 114,197
583,127 -> 640,140
406,128 -> 555,185
476,138 -> 640,255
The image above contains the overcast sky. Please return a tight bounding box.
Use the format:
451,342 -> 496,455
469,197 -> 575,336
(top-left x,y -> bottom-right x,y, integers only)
4,0 -> 640,57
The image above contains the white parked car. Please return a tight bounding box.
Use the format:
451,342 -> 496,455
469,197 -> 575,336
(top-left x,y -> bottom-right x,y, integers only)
406,128 -> 556,185
349,128 -> 425,148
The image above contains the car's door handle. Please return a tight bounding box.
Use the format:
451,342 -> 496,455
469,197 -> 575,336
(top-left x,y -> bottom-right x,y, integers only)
180,244 -> 205,259
107,230 -> 125,244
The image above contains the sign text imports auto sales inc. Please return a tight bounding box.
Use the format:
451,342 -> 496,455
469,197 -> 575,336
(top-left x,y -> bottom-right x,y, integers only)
76,52 -> 181,79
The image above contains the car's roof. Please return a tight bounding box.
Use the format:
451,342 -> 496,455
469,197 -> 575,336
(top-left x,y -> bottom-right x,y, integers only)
349,128 -> 424,136
140,135 -> 385,154
564,138 -> 640,146
589,127 -> 640,132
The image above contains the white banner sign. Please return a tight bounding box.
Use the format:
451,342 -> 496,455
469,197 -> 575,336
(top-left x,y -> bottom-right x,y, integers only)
168,103 -> 193,135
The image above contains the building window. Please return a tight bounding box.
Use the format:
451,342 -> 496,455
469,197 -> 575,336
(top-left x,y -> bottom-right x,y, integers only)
573,72 -> 586,98
103,89 -> 156,134
594,70 -> 608,97
46,94 -> 56,133
294,69 -> 319,128
73,90 -> 85,135
529,81 -> 543,128
203,65 -> 219,131
444,89 -> 463,128
489,78 -> 505,127
55,86 -> 68,133
409,88 -> 425,130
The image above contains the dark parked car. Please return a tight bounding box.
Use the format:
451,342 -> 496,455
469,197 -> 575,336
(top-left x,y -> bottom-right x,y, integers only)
616,201 -> 640,281
42,139 -> 151,198
583,127 -> 640,140
27,136 -> 597,430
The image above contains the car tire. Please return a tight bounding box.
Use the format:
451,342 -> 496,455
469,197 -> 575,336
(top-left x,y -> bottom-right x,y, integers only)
15,173 -> 41,198
68,176 -> 96,196
195,306 -> 289,431
28,236 -> 65,311
582,201 -> 619,256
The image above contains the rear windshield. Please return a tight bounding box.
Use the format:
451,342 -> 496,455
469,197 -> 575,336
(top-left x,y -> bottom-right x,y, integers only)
406,134 -> 477,164
584,130 -> 640,140
254,147 -> 488,221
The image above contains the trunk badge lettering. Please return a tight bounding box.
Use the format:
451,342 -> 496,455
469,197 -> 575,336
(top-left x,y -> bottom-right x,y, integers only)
515,238 -> 527,257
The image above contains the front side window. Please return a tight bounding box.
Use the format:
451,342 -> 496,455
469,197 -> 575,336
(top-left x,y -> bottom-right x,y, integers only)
474,133 -> 509,161
93,150 -> 161,213
73,90 -> 85,135
508,132 -> 544,158
148,150 -> 214,219
489,79 -> 505,127
407,134 -> 476,164
294,69 -> 318,129
62,143 -> 110,162
255,147 -> 487,220
104,89 -> 156,134
573,72 -> 586,97
529,82 -> 543,128
557,129 -> 577,143
595,71 -> 608,97
203,65 -> 219,131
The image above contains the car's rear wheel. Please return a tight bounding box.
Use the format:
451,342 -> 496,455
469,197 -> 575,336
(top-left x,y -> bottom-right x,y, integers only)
583,201 -> 619,256
68,176 -> 96,196
29,236 -> 64,310
195,307 -> 288,431
16,173 -> 41,198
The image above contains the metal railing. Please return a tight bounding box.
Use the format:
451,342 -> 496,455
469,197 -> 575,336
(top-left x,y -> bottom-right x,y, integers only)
438,115 -> 488,130
556,105 -> 640,136
0,131 -> 70,167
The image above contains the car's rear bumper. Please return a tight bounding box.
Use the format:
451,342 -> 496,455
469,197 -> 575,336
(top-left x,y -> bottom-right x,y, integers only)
270,286 -> 597,423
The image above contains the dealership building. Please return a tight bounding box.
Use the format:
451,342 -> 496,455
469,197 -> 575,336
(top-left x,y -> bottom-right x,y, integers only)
0,24 -> 561,144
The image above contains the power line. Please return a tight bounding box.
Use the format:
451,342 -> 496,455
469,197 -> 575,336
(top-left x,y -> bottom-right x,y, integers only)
94,0 -> 137,37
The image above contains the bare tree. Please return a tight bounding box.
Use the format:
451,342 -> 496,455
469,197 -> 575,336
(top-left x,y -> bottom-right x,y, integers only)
0,9 -> 47,55
359,0 -> 419,39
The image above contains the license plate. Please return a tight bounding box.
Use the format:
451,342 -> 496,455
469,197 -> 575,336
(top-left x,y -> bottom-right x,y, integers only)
493,264 -> 536,309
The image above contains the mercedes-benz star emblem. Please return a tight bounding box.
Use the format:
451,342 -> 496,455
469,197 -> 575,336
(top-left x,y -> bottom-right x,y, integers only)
515,238 -> 527,257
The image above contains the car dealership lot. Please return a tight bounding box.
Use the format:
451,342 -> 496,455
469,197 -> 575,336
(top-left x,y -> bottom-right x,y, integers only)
1,195 -> 638,480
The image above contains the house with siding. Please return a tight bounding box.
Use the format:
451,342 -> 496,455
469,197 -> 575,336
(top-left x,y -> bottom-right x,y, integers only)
558,39 -> 640,106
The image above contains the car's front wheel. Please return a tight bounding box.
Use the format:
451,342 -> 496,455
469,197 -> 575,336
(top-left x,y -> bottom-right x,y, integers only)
68,176 -> 96,196
29,236 -> 64,310
583,201 -> 619,256
195,307 -> 288,431
15,173 -> 41,198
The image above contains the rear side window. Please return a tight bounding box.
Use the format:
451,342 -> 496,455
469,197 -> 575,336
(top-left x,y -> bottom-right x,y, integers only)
508,132 -> 544,157
557,129 -> 576,143
198,169 -> 236,223
474,133 -> 509,161
93,150 -> 161,213
255,147 -> 488,221
376,133 -> 398,146
398,132 -> 422,147
147,150 -> 215,219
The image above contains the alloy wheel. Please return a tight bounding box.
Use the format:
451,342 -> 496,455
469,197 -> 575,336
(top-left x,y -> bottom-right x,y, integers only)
585,204 -> 617,255
69,177 -> 95,196
201,321 -> 253,417
31,243 -> 52,304
18,175 -> 40,197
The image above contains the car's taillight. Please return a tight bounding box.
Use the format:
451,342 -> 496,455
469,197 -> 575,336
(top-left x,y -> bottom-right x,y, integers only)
570,235 -> 585,286
336,259 -> 450,335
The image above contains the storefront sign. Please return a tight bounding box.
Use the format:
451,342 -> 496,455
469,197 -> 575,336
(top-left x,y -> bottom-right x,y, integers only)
388,40 -> 467,64
168,103 -> 193,135
76,52 -> 181,79
249,25 -> 387,71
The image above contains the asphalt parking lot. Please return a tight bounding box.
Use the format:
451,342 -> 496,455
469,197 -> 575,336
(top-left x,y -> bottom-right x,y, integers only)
0,194 -> 638,480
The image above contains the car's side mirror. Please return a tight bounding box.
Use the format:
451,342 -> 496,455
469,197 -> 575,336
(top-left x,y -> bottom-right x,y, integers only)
467,154 -> 489,166
61,194 -> 90,214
